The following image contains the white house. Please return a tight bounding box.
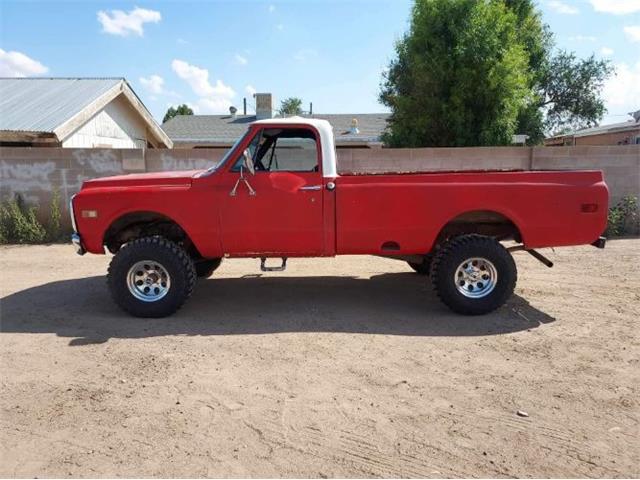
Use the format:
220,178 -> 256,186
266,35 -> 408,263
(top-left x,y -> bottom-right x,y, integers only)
0,78 -> 172,148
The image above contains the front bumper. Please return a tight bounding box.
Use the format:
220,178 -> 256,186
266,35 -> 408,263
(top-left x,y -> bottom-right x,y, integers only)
69,194 -> 85,255
71,233 -> 86,255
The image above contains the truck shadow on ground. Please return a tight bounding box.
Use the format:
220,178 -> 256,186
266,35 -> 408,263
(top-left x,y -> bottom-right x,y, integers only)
1,273 -> 555,345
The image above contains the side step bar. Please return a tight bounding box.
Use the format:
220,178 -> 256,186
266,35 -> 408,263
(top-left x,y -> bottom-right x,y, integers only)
260,257 -> 288,272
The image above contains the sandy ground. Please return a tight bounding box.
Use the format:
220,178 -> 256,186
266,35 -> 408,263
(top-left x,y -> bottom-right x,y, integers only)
0,240 -> 638,478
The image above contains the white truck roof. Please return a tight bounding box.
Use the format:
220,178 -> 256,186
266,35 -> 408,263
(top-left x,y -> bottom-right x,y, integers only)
252,116 -> 338,177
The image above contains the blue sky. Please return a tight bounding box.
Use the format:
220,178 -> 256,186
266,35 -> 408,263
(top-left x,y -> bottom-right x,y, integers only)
0,0 -> 638,125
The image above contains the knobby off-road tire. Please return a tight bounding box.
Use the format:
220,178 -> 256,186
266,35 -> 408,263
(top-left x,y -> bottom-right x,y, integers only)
107,236 -> 197,318
430,234 -> 517,315
408,255 -> 432,275
195,258 -> 223,278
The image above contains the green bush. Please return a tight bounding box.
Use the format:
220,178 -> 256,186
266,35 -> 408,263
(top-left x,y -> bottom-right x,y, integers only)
46,189 -> 62,242
606,195 -> 639,237
0,194 -> 47,244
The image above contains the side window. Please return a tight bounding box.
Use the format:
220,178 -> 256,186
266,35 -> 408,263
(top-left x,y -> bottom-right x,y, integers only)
266,133 -> 318,172
232,127 -> 319,173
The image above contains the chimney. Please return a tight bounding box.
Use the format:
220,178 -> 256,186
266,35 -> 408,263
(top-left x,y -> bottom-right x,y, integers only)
243,97 -> 247,115
309,102 -> 313,115
229,105 -> 237,118
254,93 -> 273,119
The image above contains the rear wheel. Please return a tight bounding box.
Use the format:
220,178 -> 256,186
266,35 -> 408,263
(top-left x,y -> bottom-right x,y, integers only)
430,234 -> 516,315
107,236 -> 196,318
408,255 -> 432,275
195,258 -> 223,278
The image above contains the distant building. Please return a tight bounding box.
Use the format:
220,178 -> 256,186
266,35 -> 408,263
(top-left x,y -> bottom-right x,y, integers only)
162,92 -> 389,149
544,110 -> 640,146
0,78 -> 172,148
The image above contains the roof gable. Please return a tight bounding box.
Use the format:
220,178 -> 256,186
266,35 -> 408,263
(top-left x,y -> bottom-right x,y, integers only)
0,77 -> 172,147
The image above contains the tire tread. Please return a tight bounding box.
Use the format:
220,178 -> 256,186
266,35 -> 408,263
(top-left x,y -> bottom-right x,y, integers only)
107,236 -> 196,317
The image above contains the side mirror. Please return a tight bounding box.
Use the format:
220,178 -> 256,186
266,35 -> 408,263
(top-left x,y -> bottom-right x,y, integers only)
242,149 -> 255,175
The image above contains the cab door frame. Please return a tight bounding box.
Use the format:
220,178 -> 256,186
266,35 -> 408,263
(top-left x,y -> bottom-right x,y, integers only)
216,123 -> 328,257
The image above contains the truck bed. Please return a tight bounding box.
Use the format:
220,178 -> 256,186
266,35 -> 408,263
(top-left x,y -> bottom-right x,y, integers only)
335,170 -> 608,254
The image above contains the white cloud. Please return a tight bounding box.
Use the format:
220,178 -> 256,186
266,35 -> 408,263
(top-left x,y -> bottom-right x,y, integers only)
171,59 -> 235,98
600,46 -> 615,55
234,54 -> 248,66
245,84 -> 257,96
623,25 -> 640,42
97,7 -> 161,37
0,48 -> 48,77
171,59 -> 235,113
548,0 -> 579,14
602,62 -> 640,118
276,24 -> 284,31
177,38 -> 188,45
569,35 -> 597,41
268,4 -> 276,13
590,0 -> 640,14
139,74 -> 164,94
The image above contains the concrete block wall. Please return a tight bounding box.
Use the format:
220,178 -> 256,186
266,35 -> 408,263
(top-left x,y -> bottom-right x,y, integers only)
1,145 -> 638,231
337,147 -> 532,173
145,149 -> 227,172
338,145 -> 639,205
530,145 -> 639,206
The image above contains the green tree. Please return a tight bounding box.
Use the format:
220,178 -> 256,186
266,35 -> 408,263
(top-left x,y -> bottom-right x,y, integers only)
535,52 -> 613,137
278,97 -> 303,116
380,0 -> 530,147
163,104 -> 194,124
504,0 -> 612,142
381,0 -> 613,147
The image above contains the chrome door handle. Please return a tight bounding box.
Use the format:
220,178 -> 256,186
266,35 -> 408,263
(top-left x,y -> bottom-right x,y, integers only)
299,185 -> 322,191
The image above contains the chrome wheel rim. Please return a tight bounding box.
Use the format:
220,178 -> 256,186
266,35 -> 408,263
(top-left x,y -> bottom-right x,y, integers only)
454,257 -> 497,298
127,260 -> 170,302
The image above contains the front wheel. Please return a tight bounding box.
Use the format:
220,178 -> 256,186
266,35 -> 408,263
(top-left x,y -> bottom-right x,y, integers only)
107,236 -> 196,318
430,234 -> 516,315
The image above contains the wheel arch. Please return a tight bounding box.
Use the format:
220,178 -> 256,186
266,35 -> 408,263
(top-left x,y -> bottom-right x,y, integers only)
103,210 -> 201,257
433,209 -> 525,247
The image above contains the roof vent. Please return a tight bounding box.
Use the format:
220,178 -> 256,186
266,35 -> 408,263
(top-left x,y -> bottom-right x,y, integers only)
350,118 -> 359,134
229,105 -> 237,118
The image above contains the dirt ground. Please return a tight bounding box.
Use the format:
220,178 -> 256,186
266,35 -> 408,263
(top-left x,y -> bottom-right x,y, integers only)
0,240 -> 638,478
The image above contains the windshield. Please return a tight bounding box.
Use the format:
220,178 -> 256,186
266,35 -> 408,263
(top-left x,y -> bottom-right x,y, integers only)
204,134 -> 245,173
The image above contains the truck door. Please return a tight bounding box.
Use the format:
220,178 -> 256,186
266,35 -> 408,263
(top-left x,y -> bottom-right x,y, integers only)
218,126 -> 325,256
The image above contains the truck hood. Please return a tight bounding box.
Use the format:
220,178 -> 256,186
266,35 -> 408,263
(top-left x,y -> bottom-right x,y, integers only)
82,170 -> 203,189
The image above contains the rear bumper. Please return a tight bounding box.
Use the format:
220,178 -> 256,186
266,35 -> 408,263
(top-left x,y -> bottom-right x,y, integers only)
71,233 -> 86,255
591,236 -> 607,249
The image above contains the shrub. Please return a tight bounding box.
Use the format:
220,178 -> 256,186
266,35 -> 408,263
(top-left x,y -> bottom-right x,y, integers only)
0,194 -> 47,244
46,189 -> 62,242
606,195 -> 639,237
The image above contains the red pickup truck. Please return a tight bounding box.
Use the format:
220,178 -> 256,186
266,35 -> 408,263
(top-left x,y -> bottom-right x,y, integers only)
70,118 -> 608,317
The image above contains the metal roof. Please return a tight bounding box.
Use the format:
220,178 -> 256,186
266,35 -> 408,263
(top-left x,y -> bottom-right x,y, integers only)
162,113 -> 390,145
572,119 -> 639,137
547,117 -> 640,140
0,78 -> 123,133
